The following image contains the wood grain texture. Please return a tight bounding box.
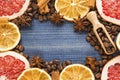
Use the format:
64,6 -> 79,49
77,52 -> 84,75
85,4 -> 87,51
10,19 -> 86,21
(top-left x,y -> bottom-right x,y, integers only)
20,19 -> 100,64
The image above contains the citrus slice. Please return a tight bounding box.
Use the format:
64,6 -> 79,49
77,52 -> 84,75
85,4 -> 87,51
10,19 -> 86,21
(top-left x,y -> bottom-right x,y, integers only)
0,51 -> 30,80
116,33 -> 120,50
60,64 -> 95,80
55,0 -> 90,21
101,56 -> 120,80
17,68 -> 52,80
96,0 -> 120,25
0,22 -> 21,51
0,0 -> 30,20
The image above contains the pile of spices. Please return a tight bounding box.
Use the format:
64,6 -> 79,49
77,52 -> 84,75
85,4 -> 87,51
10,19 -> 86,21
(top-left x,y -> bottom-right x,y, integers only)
30,56 -> 72,74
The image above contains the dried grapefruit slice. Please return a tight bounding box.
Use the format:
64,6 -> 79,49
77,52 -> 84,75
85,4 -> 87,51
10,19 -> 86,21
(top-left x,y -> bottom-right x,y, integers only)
101,56 -> 120,80
0,51 -> 30,80
55,0 -> 90,21
60,64 -> 95,80
17,68 -> 52,80
0,22 -> 21,51
0,0 -> 30,20
96,0 -> 120,25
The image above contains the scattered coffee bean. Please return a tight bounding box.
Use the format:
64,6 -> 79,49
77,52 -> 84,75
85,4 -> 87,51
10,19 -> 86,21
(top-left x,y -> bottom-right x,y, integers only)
95,73 -> 101,79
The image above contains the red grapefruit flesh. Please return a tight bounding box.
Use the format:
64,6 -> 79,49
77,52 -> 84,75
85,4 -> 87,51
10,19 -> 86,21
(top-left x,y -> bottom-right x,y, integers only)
96,0 -> 120,25
0,51 -> 30,80
108,63 -> 120,80
101,56 -> 120,80
0,0 -> 30,20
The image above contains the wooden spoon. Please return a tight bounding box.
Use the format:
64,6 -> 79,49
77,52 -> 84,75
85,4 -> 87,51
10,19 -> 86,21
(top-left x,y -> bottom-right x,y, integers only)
86,11 -> 116,55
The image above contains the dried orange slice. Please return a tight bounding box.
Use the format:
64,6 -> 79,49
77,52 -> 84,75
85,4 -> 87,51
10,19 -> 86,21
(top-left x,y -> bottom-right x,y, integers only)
17,68 -> 52,80
0,22 -> 21,51
55,0 -> 90,21
60,64 -> 95,80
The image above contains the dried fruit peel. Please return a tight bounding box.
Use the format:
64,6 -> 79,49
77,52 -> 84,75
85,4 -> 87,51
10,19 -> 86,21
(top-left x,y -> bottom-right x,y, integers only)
55,0 -> 90,21
17,68 -> 52,80
116,33 -> 120,50
101,56 -> 120,80
0,51 -> 30,80
96,0 -> 120,25
0,22 -> 21,51
0,0 -> 30,20
60,64 -> 95,80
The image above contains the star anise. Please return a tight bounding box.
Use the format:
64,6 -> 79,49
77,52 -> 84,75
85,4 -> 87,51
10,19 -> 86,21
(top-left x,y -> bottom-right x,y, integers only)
11,15 -> 32,27
18,15 -> 32,26
73,17 -> 86,32
30,56 -> 44,68
49,12 -> 64,24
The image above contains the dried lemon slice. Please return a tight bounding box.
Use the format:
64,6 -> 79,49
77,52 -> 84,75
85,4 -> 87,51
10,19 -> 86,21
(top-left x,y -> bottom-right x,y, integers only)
55,0 -> 90,21
116,33 -> 120,50
60,64 -> 95,80
0,22 -> 20,51
17,68 -> 52,80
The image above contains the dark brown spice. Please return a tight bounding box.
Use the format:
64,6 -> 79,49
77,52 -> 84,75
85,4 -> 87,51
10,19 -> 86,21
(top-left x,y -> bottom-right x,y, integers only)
51,70 -> 60,80
41,59 -> 72,74
95,73 -> 101,79
73,17 -> 86,32
30,56 -> 44,68
49,12 -> 64,24
86,56 -> 98,70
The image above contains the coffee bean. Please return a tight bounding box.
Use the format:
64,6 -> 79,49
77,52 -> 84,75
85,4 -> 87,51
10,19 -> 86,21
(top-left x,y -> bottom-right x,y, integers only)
102,59 -> 108,65
88,33 -> 93,37
94,46 -> 100,51
95,66 -> 100,72
86,36 -> 91,42
104,38 -> 109,43
98,61 -> 103,67
38,16 -> 44,21
90,40 -> 96,46
104,42 -> 110,48
14,49 -> 20,53
57,64 -> 63,71
18,45 -> 24,52
95,73 -> 101,79
99,67 -> 103,72
65,60 -> 72,65
53,59 -> 60,65
98,32 -> 103,37
101,55 -> 108,59
106,26 -> 111,31
49,61 -> 54,65
27,8 -> 33,13
28,13 -> 33,17
62,62 -> 67,68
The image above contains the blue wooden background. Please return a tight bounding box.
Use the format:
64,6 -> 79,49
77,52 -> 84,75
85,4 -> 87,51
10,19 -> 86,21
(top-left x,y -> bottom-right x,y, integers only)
20,19 -> 101,64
